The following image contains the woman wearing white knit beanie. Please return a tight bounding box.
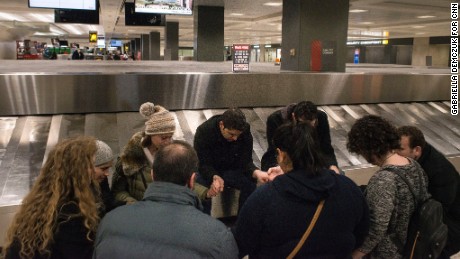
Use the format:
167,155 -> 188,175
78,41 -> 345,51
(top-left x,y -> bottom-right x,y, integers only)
111,102 -> 223,205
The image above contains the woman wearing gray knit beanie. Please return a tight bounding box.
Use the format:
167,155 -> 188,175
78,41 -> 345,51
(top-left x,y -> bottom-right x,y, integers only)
111,102 -> 222,205
94,140 -> 119,215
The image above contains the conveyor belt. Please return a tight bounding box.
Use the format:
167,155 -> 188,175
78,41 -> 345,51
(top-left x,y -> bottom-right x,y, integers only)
1,101 -> 459,207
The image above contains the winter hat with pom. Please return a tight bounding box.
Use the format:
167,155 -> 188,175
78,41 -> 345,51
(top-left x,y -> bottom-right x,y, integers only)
139,102 -> 176,136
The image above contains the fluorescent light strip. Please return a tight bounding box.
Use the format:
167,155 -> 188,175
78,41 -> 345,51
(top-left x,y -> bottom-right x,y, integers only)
60,24 -> 83,35
50,27 -> 66,34
264,2 -> 282,7
29,13 -> 53,23
0,12 -> 25,21
350,9 -> 368,13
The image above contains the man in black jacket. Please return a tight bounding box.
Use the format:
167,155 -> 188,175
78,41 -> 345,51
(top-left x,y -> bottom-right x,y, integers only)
261,101 -> 339,174
194,108 -> 268,213
397,126 -> 460,256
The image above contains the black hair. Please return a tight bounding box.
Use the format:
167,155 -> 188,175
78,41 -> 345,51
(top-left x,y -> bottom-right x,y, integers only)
221,108 -> 248,131
152,140 -> 198,186
397,126 -> 426,149
273,122 -> 326,175
347,115 -> 400,162
292,101 -> 318,121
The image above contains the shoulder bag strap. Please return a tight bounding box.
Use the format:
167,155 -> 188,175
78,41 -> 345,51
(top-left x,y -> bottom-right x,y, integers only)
286,200 -> 325,259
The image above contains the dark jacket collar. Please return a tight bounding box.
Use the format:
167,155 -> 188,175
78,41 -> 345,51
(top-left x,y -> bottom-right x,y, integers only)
417,142 -> 433,165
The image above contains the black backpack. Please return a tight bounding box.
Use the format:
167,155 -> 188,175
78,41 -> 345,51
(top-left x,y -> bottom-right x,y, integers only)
392,169 -> 448,259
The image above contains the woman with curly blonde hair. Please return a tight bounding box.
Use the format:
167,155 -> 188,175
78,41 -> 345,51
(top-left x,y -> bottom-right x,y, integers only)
4,136 -> 101,259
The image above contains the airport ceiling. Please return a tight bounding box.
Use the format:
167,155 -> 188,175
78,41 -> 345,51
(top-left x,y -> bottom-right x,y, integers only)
0,0 -> 455,47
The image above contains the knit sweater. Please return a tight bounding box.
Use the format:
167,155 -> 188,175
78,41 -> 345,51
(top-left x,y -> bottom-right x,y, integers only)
358,158 -> 429,258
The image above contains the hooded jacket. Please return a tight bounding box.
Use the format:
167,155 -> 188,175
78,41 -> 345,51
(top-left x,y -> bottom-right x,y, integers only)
94,182 -> 238,259
234,169 -> 369,259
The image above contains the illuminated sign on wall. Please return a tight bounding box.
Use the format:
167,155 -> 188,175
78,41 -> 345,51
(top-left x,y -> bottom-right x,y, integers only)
89,31 -> 97,43
347,40 -> 389,46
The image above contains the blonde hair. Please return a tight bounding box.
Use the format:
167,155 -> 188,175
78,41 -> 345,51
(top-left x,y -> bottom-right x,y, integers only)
4,136 -> 100,259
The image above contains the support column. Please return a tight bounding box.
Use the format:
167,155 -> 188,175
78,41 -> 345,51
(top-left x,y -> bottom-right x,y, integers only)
412,37 -> 430,66
141,34 -> 150,60
149,31 -> 160,60
259,45 -> 266,62
165,22 -> 179,60
135,38 -> 141,60
130,39 -> 136,58
194,5 -> 224,61
281,0 -> 349,72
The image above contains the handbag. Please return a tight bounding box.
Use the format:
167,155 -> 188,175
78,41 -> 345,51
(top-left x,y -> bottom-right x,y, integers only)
287,200 -> 325,259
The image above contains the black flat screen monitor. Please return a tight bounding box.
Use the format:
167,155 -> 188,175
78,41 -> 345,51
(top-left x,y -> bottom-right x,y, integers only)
29,0 -> 96,10
55,9 -> 99,24
134,0 -> 193,15
125,2 -> 165,26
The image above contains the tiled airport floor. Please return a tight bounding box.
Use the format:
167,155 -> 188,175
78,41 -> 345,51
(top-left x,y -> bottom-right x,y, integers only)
0,101 -> 459,207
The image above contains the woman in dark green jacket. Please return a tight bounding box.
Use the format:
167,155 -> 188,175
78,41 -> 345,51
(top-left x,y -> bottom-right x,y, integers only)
112,102 -> 222,205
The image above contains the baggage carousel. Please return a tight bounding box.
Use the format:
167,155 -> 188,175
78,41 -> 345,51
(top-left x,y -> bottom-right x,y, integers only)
1,101 -> 458,206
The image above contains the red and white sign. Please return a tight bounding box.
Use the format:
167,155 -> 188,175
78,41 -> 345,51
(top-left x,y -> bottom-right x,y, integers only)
232,44 -> 250,72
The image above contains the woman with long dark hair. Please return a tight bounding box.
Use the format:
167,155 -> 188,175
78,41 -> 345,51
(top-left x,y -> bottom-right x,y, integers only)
234,122 -> 369,258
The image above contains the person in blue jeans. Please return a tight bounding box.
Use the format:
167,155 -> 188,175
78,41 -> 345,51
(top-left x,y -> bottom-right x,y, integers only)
193,108 -> 268,214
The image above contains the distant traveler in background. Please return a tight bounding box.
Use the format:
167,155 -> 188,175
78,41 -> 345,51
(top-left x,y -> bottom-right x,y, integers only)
50,51 -> 57,60
194,108 -> 268,213
113,51 -> 121,60
347,115 -> 429,259
111,102 -> 222,205
72,48 -> 84,60
4,136 -> 101,259
261,101 -> 340,176
234,122 -> 369,258
397,125 -> 460,256
94,141 -> 238,259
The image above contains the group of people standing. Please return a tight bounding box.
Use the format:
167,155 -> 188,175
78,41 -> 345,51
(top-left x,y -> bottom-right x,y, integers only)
3,101 -> 459,259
